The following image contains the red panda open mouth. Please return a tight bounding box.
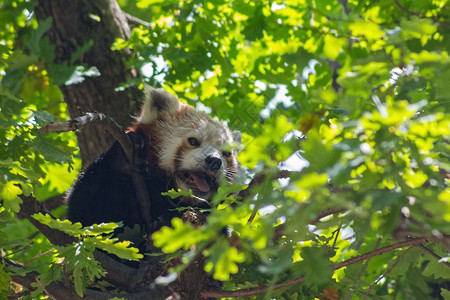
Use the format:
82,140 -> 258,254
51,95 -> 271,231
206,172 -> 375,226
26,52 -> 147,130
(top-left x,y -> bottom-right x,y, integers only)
177,171 -> 218,195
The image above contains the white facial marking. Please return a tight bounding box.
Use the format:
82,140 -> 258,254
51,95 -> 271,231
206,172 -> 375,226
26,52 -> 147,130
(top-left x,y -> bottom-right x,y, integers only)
139,88 -> 239,201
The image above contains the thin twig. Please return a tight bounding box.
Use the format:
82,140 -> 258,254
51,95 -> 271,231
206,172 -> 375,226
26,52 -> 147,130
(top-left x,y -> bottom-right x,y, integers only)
124,12 -> 151,28
393,0 -> 421,17
311,207 -> 347,224
330,225 -> 341,257
38,112 -> 133,165
417,243 -> 450,268
202,235 -> 447,298
363,247 -> 413,299
35,277 -> 56,300
4,242 -> 34,257
354,238 -> 381,291
332,236 -> 447,270
273,207 -> 347,240
23,249 -> 55,266
246,176 -> 275,224
239,170 -> 294,199
393,0 -> 450,26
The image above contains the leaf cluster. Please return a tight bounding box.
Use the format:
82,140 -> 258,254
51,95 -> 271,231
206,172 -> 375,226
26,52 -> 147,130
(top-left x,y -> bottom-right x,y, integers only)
0,0 -> 449,298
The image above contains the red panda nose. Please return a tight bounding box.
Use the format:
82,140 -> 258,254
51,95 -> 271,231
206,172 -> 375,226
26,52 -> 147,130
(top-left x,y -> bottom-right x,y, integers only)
205,155 -> 222,171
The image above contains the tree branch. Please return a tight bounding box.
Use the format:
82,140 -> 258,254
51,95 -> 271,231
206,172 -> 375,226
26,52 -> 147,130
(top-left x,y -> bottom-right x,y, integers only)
363,247 -> 413,299
41,194 -> 66,211
124,12 -> 152,28
333,236 -> 448,269
17,193 -> 147,292
202,235 -> 449,298
354,238 -> 381,291
239,169 -> 293,199
393,0 -> 450,26
393,0 -> 421,16
10,269 -> 162,300
39,112 -> 154,233
18,194 -> 75,246
417,243 -> 450,268
39,112 -> 134,166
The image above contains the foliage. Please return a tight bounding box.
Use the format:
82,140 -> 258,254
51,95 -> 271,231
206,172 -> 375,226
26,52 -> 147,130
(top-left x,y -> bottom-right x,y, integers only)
31,213 -> 142,297
1,0 -> 449,298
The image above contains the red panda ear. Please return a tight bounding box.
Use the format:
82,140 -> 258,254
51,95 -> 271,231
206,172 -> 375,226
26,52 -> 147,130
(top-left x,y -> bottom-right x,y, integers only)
139,87 -> 183,124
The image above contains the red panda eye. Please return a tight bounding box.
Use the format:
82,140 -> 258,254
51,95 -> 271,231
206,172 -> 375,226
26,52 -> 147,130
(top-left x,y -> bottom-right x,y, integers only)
188,137 -> 200,146
222,151 -> 231,158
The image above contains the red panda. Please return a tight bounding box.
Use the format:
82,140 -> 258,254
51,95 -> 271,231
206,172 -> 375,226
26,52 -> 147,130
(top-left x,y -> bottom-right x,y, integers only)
67,88 -> 240,231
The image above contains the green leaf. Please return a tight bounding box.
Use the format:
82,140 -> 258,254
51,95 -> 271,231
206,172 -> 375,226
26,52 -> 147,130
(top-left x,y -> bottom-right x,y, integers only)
162,188 -> 195,199
442,288 -> 450,300
349,19 -> 384,41
238,115 -> 294,168
0,264 -> 11,298
25,17 -> 53,57
29,109 -> 56,126
389,248 -> 422,277
294,172 -> 329,189
400,16 -> 436,39
0,85 -> 22,102
70,40 -> 94,64
204,238 -> 245,281
136,0 -> 177,8
2,0 -> 450,297
46,64 -> 100,86
323,35 -> 346,59
117,224 -> 146,246
31,135 -> 72,163
302,130 -> 340,173
33,213 -> 83,236
243,5 -> 266,41
0,181 -> 23,212
33,264 -> 62,296
298,247 -> 333,287
88,237 -> 143,261
83,222 -> 120,236
153,218 -> 209,253
57,242 -> 106,297
423,258 -> 450,279
73,264 -> 84,297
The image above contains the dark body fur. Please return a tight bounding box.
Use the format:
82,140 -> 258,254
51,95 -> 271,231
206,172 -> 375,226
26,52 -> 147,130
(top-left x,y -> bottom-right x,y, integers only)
67,132 -> 177,229
67,88 -> 238,238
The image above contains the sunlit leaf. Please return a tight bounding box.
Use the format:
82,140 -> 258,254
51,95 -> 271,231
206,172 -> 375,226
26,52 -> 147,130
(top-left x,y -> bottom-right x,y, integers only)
204,238 -> 245,281
88,237 -> 143,261
153,218 -> 209,253
0,182 -> 22,212
1,0 -> 450,298
349,19 -> 384,41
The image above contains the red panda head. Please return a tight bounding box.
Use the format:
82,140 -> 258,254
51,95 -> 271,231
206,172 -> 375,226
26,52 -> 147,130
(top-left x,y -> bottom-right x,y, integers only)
132,88 -> 240,205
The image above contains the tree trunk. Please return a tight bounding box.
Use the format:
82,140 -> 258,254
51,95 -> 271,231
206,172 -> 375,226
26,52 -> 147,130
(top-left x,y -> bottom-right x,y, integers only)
32,2 -> 220,297
34,0 -> 143,165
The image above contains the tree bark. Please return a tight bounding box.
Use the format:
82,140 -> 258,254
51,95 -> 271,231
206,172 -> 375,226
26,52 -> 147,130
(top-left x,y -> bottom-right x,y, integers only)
31,2 -> 220,298
34,0 -> 142,165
